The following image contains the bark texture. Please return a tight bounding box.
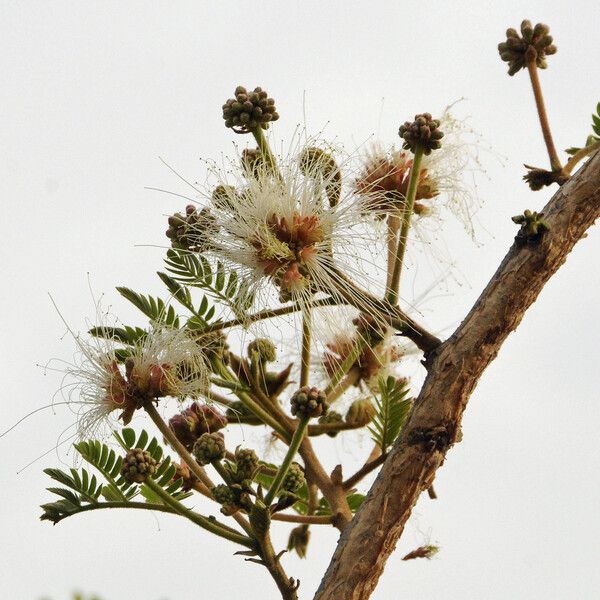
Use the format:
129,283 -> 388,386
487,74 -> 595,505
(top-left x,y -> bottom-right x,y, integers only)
314,151 -> 600,600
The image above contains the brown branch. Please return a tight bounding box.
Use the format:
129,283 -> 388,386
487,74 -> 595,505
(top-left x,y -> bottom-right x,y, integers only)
199,297 -> 338,334
272,513 -> 333,525
342,453 -> 386,491
313,149 -> 600,599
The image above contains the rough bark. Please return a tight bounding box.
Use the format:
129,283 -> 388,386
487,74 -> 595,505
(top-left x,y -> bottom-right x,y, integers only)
314,151 -> 600,600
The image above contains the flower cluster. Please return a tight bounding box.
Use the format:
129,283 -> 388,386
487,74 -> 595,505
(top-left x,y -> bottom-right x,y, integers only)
63,326 -> 211,438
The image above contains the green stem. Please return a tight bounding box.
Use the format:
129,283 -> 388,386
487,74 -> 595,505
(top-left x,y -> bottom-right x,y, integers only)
209,376 -> 251,393
212,359 -> 290,440
212,460 -> 233,486
387,145 -> 424,304
145,478 -> 254,547
252,127 -> 282,179
300,307 -> 312,388
264,418 -> 309,506
385,214 -> 401,296
143,401 -> 254,537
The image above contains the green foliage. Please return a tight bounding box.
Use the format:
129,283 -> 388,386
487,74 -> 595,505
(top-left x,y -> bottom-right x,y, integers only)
164,249 -> 254,322
88,325 -> 147,345
157,270 -> 217,329
116,287 -> 180,327
40,429 -> 191,525
368,376 -> 412,452
565,101 -> 600,155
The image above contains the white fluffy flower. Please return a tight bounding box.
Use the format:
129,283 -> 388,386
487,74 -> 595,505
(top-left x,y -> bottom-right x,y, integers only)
356,108 -> 484,237
58,323 -> 210,439
199,146 -> 389,322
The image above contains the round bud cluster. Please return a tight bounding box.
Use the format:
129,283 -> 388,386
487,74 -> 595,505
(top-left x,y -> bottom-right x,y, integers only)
247,338 -> 277,364
399,114 -> 444,155
318,410 -> 343,437
166,205 -> 218,253
222,86 -> 279,132
193,432 -> 226,465
345,399 -> 376,427
498,21 -> 557,76
282,462 -> 306,493
290,386 -> 328,419
234,447 -> 259,481
120,448 -> 158,484
212,483 -> 236,506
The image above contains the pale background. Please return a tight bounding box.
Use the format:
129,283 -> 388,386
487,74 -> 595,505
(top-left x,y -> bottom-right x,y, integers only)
1,1 -> 599,599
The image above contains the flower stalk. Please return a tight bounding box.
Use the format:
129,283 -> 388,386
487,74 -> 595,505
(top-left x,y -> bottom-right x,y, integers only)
526,57 -> 562,172
387,144 -> 424,304
264,417 -> 309,506
300,307 -> 312,388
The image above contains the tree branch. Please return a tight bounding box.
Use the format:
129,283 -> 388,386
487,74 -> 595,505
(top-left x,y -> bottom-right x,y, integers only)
314,150 -> 600,599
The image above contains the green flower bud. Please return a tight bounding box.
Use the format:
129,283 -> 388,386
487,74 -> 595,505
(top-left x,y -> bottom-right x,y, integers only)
212,483 -> 236,507
318,410 -> 343,437
247,338 -> 277,363
282,462 -> 305,493
235,447 -> 259,481
290,386 -> 328,419
120,448 -> 157,484
345,399 -> 376,427
193,432 -> 226,465
511,209 -> 551,243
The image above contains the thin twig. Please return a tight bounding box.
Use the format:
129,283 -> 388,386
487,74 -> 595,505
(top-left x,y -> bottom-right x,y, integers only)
272,513 -> 333,525
526,58 -> 562,172
342,454 -> 386,491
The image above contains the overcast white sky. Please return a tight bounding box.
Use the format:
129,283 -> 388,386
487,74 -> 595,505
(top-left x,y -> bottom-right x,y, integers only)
1,1 -> 599,599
